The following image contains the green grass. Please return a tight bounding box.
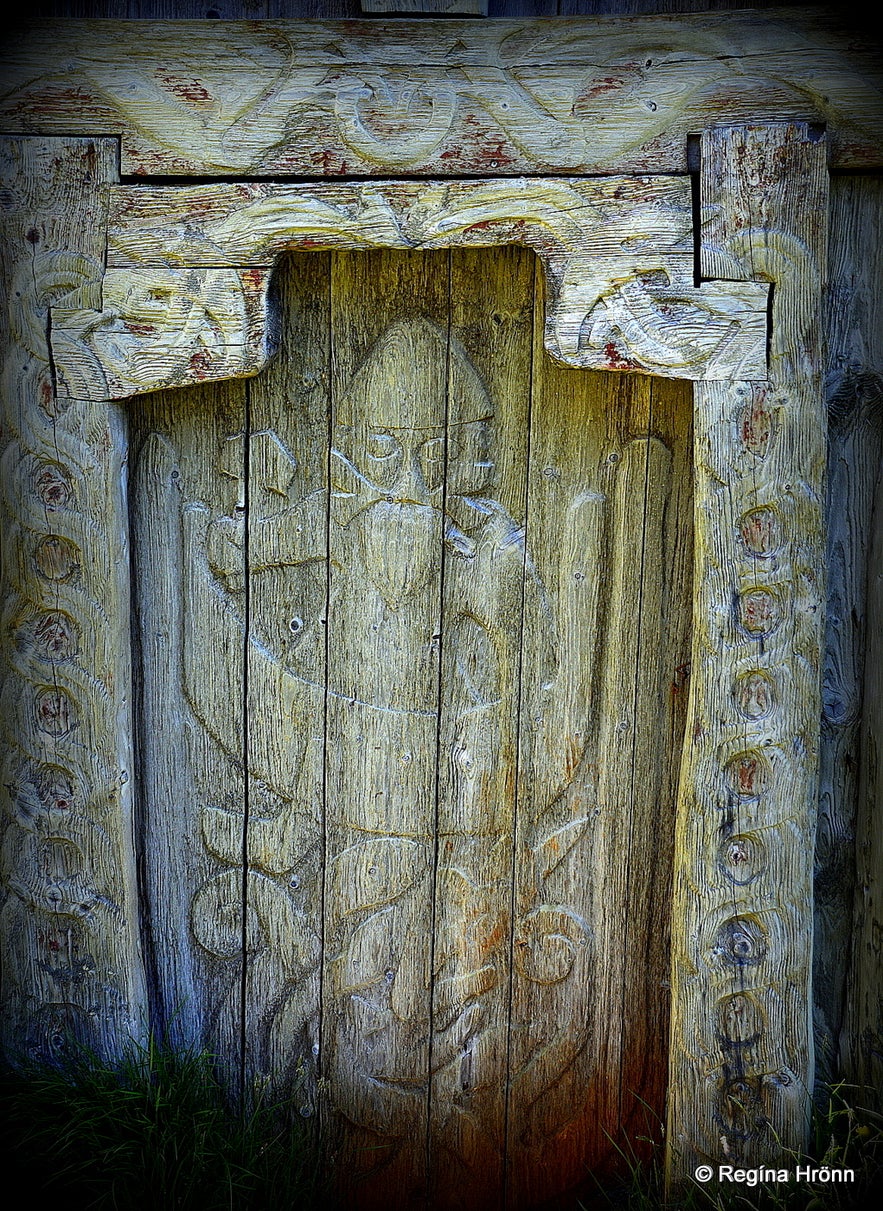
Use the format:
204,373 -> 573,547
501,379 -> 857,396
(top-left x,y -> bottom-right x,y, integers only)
0,1035 -> 327,1210
578,1085 -> 883,1211
2,1043 -> 880,1210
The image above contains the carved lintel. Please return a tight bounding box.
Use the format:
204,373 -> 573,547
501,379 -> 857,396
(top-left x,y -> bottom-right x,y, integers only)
75,177 -> 770,390
1,15 -> 879,175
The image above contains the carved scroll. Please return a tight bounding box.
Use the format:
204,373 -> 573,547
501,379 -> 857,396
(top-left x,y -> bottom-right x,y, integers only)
0,137 -> 145,1062
667,123 -> 828,1179
1,15 -> 880,176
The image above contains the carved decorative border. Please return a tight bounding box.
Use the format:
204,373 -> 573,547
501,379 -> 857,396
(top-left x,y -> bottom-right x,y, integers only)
667,123 -> 827,1179
52,177 -> 769,393
1,13 -> 880,175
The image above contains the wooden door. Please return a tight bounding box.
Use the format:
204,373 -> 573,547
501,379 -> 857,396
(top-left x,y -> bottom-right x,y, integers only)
131,245 -> 693,1208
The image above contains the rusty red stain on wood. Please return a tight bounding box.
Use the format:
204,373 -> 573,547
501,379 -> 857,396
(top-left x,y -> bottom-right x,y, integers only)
188,348 -> 213,376
604,341 -> 638,370
155,71 -> 213,106
740,386 -> 774,455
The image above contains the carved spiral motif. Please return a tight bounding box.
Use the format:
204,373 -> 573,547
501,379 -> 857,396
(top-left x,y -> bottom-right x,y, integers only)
1,228 -> 133,1060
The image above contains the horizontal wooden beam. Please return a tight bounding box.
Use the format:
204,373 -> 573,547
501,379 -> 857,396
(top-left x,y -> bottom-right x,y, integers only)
52,175 -> 772,390
0,11 -> 880,176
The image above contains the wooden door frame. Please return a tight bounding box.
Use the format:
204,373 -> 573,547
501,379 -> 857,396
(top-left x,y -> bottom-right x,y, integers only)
1,10 -> 878,1187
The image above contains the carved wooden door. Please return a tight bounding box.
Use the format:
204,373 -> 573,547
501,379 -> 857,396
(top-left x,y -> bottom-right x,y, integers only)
4,12 -> 853,1203
132,245 -> 693,1208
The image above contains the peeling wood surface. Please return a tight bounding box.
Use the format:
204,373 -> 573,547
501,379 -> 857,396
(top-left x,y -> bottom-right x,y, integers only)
0,136 -> 146,1062
1,11 -> 881,176
667,123 -> 828,1178
130,246 -> 693,1208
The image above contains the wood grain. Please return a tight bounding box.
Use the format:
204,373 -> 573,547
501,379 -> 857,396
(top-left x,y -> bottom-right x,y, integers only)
507,275 -> 693,1204
132,380 -> 249,1083
321,250 -> 451,1207
53,268 -> 274,400
0,136 -> 145,1063
817,177 -> 883,1088
843,439 -> 883,1109
428,245 -> 534,1210
241,255 -> 330,1110
667,123 -> 828,1181
103,176 -> 768,383
2,12 -> 880,174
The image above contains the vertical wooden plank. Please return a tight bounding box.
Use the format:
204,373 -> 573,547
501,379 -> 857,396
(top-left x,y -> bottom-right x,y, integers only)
617,375 -> 693,1147
818,176 -> 883,1088
322,249 -> 450,1207
505,298 -> 606,1208
133,378 -> 247,1083
506,272 -> 693,1206
0,136 -> 146,1061
845,457 -> 883,1109
427,245 -> 534,1210
667,123 -> 828,1179
240,253 -> 330,1111
584,375 -> 657,1170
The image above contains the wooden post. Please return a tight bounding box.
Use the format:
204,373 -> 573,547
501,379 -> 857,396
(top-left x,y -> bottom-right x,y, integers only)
0,137 -> 147,1061
667,123 -> 828,1181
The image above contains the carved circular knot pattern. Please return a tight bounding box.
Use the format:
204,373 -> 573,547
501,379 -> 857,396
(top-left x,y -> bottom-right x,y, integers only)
715,915 -> 769,968
724,750 -> 771,802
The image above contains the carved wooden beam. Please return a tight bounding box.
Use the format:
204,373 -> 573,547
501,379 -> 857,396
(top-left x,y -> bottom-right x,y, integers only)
0,137 -> 147,1063
51,176 -> 769,391
667,122 -> 827,1181
0,12 -> 879,176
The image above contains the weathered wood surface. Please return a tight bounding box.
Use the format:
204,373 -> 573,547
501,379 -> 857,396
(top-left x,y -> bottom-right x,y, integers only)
667,123 -> 828,1178
134,381 -> 251,1086
53,268 -> 274,399
823,176 -> 883,1110
99,176 -> 769,383
129,246 -> 693,1208
0,137 -> 145,1061
816,177 -> 883,1089
1,12 -> 880,176
843,438 -> 883,1110
360,0 -> 487,11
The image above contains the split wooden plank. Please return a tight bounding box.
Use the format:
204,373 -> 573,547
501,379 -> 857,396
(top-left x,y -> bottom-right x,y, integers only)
237,254 -> 330,1111
667,123 -> 828,1181
132,379 -> 248,1084
322,249 -> 451,1208
2,13 -> 880,174
0,136 -> 145,1062
428,245 -> 534,1210
817,176 -> 883,1089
